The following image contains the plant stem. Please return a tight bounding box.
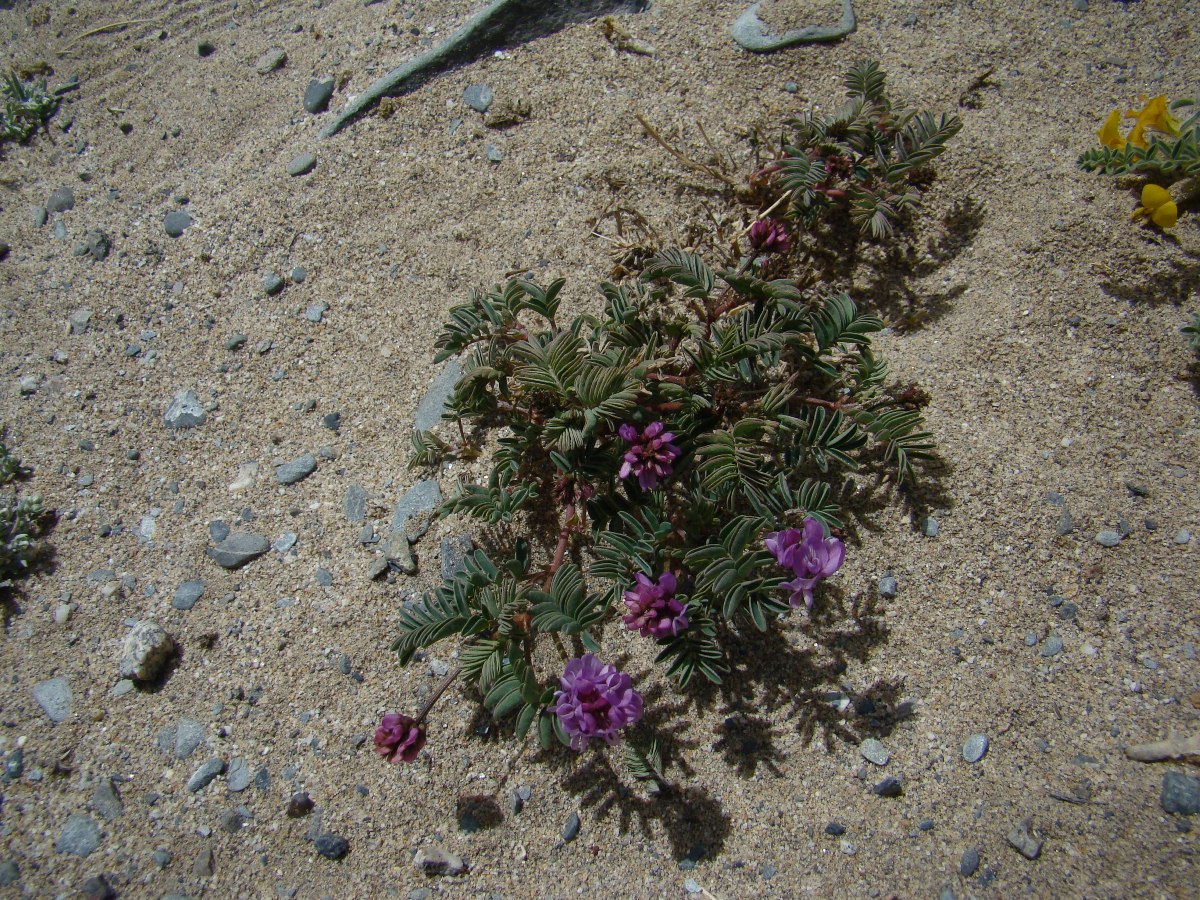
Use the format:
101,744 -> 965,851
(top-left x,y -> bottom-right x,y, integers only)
415,665 -> 462,724
542,503 -> 576,591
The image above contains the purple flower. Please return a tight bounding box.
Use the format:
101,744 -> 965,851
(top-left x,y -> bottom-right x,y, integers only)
765,517 -> 845,610
553,654 -> 643,751
374,713 -> 427,763
623,571 -> 688,639
748,218 -> 791,255
618,421 -> 681,491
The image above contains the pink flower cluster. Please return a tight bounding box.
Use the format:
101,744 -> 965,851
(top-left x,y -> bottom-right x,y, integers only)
623,571 -> 689,639
748,218 -> 791,255
553,654 -> 643,751
764,517 -> 845,610
618,422 -> 681,491
373,713 -> 426,763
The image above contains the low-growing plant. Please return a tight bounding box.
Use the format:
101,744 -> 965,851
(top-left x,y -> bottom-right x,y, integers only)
384,242 -> 933,759
0,71 -> 58,144
0,439 -> 46,590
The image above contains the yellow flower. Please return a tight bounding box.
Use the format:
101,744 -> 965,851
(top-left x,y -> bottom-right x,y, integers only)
1132,183 -> 1177,228
1098,109 -> 1124,149
1123,95 -> 1181,149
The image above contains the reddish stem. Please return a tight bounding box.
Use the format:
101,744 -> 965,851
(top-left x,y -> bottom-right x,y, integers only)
414,665 -> 461,724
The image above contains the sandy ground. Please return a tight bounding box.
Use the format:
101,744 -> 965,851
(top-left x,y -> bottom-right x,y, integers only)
0,0 -> 1198,897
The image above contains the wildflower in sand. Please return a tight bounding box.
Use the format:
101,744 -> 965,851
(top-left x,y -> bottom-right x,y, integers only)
748,218 -> 792,255
765,517 -> 846,610
618,421 -> 681,491
1099,96 -> 1182,150
1131,183 -> 1177,229
623,571 -> 689,639
553,654 -> 643,751
373,713 -> 426,763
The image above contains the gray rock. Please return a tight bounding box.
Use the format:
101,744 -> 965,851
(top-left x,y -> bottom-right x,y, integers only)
207,533 -> 270,569
1040,633 -> 1064,657
3,748 -> 22,781
315,568 -> 333,586
291,266 -> 307,283
1161,771 -> 1200,815
859,738 -> 889,766
413,846 -> 466,876
118,620 -> 175,681
367,556 -> 390,580
68,307 -> 92,335
920,516 -> 939,537
163,210 -> 192,237
304,77 -> 335,114
391,480 -> 442,537
732,0 -> 857,51
219,808 -> 246,833
32,206 -> 48,227
315,833 -> 350,860
173,579 -> 206,610
463,84 -> 494,112
872,776 -> 903,797
225,333 -> 247,351
962,733 -> 989,763
288,153 -> 316,177
209,520 -> 231,542
276,453 -> 317,485
878,574 -> 898,597
562,811 -> 581,842
484,144 -> 503,163
1174,529 -> 1192,545
55,814 -> 101,856
197,39 -> 217,57
959,848 -> 980,877
413,359 -> 463,432
47,186 -> 76,212
91,777 -> 123,821
255,47 -> 287,74
153,849 -> 171,867
53,220 -> 67,240
263,272 -> 285,295
0,860 -> 18,885
1006,818 -> 1042,860
110,679 -> 135,697
344,484 -> 368,522
382,530 -> 417,575
273,532 -> 298,554
1095,530 -> 1122,547
187,758 -> 226,792
226,757 -> 251,792
172,717 -> 205,758
32,677 -> 72,723
439,534 -> 474,580
305,301 -> 328,322
164,389 -> 206,428
85,229 -> 110,261
193,846 -> 214,876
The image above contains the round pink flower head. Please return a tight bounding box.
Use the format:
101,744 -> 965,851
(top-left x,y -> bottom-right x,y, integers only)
623,571 -> 688,639
553,653 -> 643,752
618,421 -> 682,491
374,713 -> 427,763
765,517 -> 845,610
748,218 -> 791,255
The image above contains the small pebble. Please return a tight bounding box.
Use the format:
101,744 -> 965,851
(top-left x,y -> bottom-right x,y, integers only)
263,272 -> 285,295
824,822 -> 846,836
288,153 -> 316,177
1040,633 -> 1064,657
962,734 -> 989,763
255,47 -> 287,74
315,834 -> 349,860
485,144 -> 503,163
959,848 -> 980,877
291,266 -> 307,283
859,738 -> 889,766
873,776 -> 903,798
562,811 -> 581,842
1095,530 -> 1122,547
163,210 -> 192,237
463,84 -> 494,112
1006,819 -> 1042,860
1174,529 -> 1192,545
877,574 -> 898,597
304,77 -> 335,114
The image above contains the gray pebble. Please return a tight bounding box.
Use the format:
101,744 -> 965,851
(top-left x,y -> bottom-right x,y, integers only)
962,734 -> 989,763
392,479 -> 443,537
53,220 -> 67,240
305,301 -> 328,323
276,453 -> 317,485
383,530 -> 417,575
206,533 -> 270,569
91,777 -> 123,821
255,767 -> 271,791
193,846 -> 214,876
439,533 -> 474,580
315,568 -> 333,587
3,749 -> 22,781
209,520 -> 230,542
1161,771 -> 1200,815
291,266 -> 307,283
315,833 -> 349,860
171,717 -> 205,758
263,272 -> 285,295
288,153 -> 317,177
153,849 -> 171,867
164,389 -> 206,428
85,229 -> 110,261
197,39 -> 216,57
920,516 -> 939,537
1006,818 -> 1042,860
163,210 -> 192,237
412,846 -> 466,876
873,776 -> 903,797
1095,530 -> 1122,547
304,77 -> 335,114
187,758 -> 226,792
118,620 -> 175,681
344,484 -> 368,522
32,206 -> 48,227
1040,633 -> 1064,657
255,47 -> 287,74
110,679 -> 134,697
960,848 -> 980,877
47,186 -> 75,213
783,80 -> 798,93
225,333 -> 247,351
1174,529 -> 1192,545
173,579 -> 206,610
1056,510 -> 1074,535
463,84 -> 494,112
562,811 -> 581,842
274,532 -> 298,553
859,738 -> 889,766
878,574 -> 898,597
32,677 -> 72,723
824,822 -> 846,835
322,411 -> 341,431
414,359 -> 463,432
226,757 -> 251,792
55,814 -> 100,856
484,144 -> 503,163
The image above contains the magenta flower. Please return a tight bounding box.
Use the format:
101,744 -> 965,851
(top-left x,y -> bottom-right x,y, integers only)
553,654 -> 643,751
623,571 -> 688,639
618,421 -> 681,490
374,713 -> 427,763
765,517 -> 845,610
748,218 -> 791,255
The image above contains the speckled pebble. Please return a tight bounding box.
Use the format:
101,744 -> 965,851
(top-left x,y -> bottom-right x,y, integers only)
963,734 -> 989,763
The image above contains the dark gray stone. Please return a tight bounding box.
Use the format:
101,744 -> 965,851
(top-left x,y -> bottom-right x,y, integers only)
304,77 -> 335,114
484,144 -> 503,163
344,484 -> 368,522
824,822 -> 846,835
959,848 -> 980,877
91,777 -> 123,821
164,389 -> 206,428
1040,633 -> 1064,657
392,479 -> 442,537
276,453 -> 317,485
32,206 -> 48,227
32,677 -> 72,723
4,749 -> 23,781
873,776 -> 903,797
288,153 -> 316,177
219,808 -> 246,833
0,860 -> 18,885
163,210 -> 192,237
209,520 -> 230,542
315,833 -> 349,860
413,359 -> 463,432
207,533 -> 270,569
1162,771 -> 1200,815
463,84 -> 494,112
48,186 -> 76,212
263,272 -> 285,295
439,534 -> 474,581
85,229 -> 110,261
562,811 -> 581,842
173,579 -> 206,610
55,814 -> 101,856
226,757 -> 251,792
193,846 -> 214,876
187,758 -> 225,792
877,574 -> 898,597
173,717 -> 205,758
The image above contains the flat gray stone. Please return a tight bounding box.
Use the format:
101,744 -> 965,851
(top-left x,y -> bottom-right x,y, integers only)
288,153 -> 316,177
732,0 -> 857,51
32,677 -> 72,723
173,717 -> 205,759
163,210 -> 192,237
344,484 -> 368,523
413,846 -> 466,876
463,83 -> 494,112
55,814 -> 100,856
1095,530 -> 1122,547
226,757 -> 251,792
413,359 -> 463,432
962,733 -> 989,763
118,620 -> 175,680
173,579 -> 206,610
859,738 -> 889,766
392,479 -> 443,537
68,307 -> 91,335
255,47 -> 287,74
382,531 -> 416,575
305,301 -> 328,322
47,186 -> 75,212
164,389 -> 206,428
187,757 -> 225,792
91,777 -> 123,821
1162,771 -> 1200,815
440,534 -> 474,581
1006,818 -> 1042,860
276,453 -> 317,485
304,76 -> 335,114
207,533 -> 270,569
